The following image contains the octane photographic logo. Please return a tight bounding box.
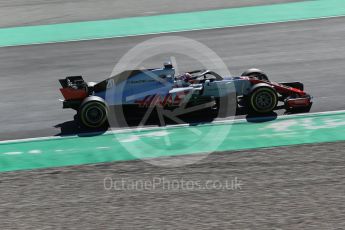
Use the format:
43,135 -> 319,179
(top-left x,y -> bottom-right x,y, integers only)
105,36 -> 236,167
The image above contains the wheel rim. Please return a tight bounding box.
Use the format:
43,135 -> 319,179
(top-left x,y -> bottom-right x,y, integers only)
85,106 -> 104,124
81,102 -> 107,127
255,91 -> 273,110
251,88 -> 277,113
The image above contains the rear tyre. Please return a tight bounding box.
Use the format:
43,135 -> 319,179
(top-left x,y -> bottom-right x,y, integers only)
78,97 -> 108,129
248,86 -> 278,114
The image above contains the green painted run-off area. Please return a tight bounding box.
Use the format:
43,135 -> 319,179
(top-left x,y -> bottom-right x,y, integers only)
1,111 -> 345,172
0,0 -> 345,47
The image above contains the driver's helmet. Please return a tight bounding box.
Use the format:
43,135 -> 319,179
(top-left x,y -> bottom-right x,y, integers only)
180,73 -> 193,82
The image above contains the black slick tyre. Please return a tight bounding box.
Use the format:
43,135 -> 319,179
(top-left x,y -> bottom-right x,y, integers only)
248,86 -> 278,114
78,97 -> 108,129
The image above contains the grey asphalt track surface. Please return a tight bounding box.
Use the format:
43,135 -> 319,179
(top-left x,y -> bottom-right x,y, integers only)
0,0 -> 302,28
0,17 -> 344,140
1,141 -> 345,229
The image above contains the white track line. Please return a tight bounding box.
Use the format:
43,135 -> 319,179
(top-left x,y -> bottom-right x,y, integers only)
1,109 -> 345,144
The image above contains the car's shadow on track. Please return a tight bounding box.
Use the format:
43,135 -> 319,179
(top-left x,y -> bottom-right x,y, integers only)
54,111 -> 217,137
54,108 -> 278,137
236,107 -> 278,123
54,120 -> 108,137
245,112 -> 278,123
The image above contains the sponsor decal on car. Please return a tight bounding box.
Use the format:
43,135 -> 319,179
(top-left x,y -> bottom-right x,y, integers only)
135,91 -> 189,107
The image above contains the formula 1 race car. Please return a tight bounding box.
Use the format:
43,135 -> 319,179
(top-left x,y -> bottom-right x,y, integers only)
59,63 -> 312,128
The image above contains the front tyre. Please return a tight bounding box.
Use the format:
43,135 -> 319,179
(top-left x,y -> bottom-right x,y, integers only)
78,97 -> 108,129
248,86 -> 278,114
241,68 -> 269,81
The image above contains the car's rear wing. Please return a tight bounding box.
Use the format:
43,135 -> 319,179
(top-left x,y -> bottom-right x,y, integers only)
59,76 -> 88,101
59,76 -> 86,89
